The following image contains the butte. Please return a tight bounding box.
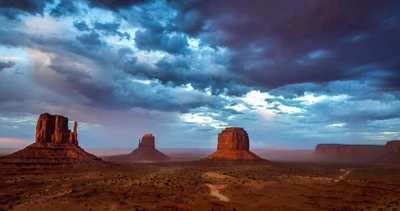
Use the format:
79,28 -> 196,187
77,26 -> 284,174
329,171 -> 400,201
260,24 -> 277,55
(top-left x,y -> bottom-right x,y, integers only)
376,140 -> 400,165
205,127 -> 264,161
108,134 -> 170,161
0,113 -> 105,167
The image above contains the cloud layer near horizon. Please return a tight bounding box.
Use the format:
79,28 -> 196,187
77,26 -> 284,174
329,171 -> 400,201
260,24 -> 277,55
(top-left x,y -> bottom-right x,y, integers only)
0,0 -> 399,149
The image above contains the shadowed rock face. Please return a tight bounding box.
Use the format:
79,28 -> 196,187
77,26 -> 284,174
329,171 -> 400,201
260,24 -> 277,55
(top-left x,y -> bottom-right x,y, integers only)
206,127 -> 263,161
138,134 -> 155,148
376,140 -> 400,165
385,140 -> 400,153
315,144 -> 384,156
314,144 -> 386,164
36,113 -> 78,145
106,134 -> 169,161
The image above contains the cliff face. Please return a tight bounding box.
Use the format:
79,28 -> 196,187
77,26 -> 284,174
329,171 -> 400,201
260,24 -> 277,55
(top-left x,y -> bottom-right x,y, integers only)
375,140 -> 400,165
315,144 -> 384,155
385,140 -> 400,153
314,144 -> 385,162
138,134 -> 155,148
35,113 -> 78,145
206,127 -> 263,161
217,127 -> 249,151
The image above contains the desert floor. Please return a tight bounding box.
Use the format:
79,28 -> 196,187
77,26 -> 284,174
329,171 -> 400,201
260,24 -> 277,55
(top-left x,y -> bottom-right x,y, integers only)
1,161 -> 400,211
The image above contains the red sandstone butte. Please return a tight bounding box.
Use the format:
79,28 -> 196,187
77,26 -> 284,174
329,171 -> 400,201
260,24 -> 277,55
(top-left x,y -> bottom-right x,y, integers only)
376,140 -> 400,165
385,140 -> 400,153
206,127 -> 263,160
0,113 -> 103,166
36,113 -> 78,145
107,134 -> 170,161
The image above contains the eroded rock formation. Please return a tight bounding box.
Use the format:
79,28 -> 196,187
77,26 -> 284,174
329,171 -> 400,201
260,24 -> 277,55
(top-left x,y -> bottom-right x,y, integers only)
376,140 -> 400,165
138,134 -> 155,148
35,113 -> 78,145
106,133 -> 170,161
0,113 -> 104,167
217,127 -> 249,151
206,127 -> 263,161
385,140 -> 400,153
314,144 -> 385,163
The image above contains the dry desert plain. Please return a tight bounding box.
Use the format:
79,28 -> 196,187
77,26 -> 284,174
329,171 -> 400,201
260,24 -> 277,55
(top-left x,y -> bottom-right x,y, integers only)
1,157 -> 400,211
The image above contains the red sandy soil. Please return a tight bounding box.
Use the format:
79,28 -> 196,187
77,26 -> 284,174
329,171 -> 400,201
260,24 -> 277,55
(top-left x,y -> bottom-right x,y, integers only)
1,159 -> 400,211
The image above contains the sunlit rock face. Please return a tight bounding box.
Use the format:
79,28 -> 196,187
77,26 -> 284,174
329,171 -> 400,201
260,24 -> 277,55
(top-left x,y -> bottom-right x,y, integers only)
36,113 -> 78,145
206,127 -> 263,161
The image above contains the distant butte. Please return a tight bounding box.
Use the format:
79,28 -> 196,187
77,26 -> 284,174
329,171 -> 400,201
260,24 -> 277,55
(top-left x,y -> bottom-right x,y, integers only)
376,140 -> 400,165
0,113 -> 105,167
107,133 -> 170,161
205,127 -> 263,161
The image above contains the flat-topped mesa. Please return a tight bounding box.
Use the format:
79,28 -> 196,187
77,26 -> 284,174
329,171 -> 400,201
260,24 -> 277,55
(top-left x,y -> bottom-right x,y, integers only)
385,140 -> 400,153
138,133 -> 155,148
315,144 -> 385,156
217,127 -> 249,151
314,143 -> 386,164
35,113 -> 78,145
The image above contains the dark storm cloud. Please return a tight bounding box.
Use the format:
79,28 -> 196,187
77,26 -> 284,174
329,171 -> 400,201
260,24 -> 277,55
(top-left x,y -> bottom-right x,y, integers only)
87,0 -> 153,10
134,29 -> 189,54
50,0 -> 80,18
48,63 -> 92,83
191,0 -> 400,92
76,31 -> 104,46
121,54 -> 250,96
166,0 -> 211,35
73,20 -> 90,31
0,0 -> 53,19
0,61 -> 15,72
93,21 -> 130,40
0,28 -> 229,113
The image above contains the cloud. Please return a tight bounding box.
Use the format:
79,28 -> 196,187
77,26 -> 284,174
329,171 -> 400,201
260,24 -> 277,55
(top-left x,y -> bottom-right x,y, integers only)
93,21 -> 130,40
49,0 -> 80,18
0,60 -> 15,72
87,0 -> 153,11
0,0 -> 53,19
187,0 -> 400,92
73,20 -> 90,31
76,31 -> 105,46
0,137 -> 32,147
134,29 -> 189,54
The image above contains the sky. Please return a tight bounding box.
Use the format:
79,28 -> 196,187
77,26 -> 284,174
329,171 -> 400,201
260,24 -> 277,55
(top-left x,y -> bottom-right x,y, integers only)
0,0 -> 399,149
